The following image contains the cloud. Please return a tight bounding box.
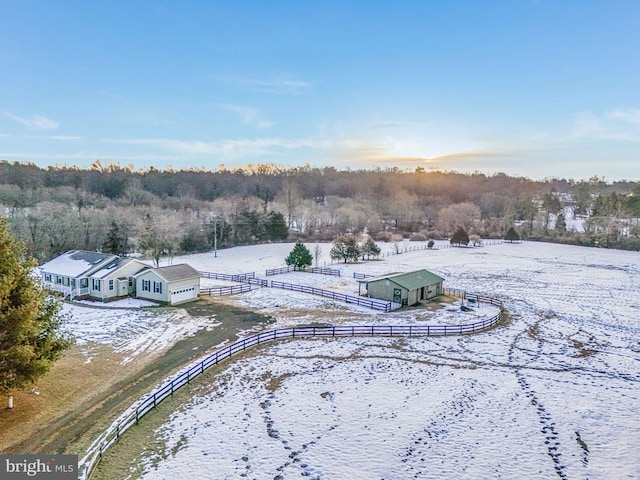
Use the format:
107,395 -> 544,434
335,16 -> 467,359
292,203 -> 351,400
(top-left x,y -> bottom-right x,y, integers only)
220,104 -> 274,129
46,135 -> 85,141
606,108 -> 640,124
3,111 -> 59,130
104,136 -> 330,159
223,76 -> 312,94
570,109 -> 640,141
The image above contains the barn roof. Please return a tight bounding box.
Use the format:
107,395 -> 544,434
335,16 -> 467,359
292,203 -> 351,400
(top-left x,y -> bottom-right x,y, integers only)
360,269 -> 444,291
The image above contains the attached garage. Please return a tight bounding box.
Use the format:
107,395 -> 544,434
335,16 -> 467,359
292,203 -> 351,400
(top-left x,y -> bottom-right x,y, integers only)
135,264 -> 201,305
357,269 -> 444,306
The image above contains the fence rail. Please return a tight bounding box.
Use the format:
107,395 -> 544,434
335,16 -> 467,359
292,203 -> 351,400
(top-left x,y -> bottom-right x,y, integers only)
445,288 -> 504,308
265,266 -> 295,276
307,267 -> 341,277
269,280 -> 398,312
201,284 -> 252,296
353,272 -> 374,279
199,271 -> 256,282
79,308 -> 504,480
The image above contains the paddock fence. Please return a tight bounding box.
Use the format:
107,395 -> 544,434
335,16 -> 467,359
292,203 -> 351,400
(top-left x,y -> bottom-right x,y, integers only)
78,305 -> 504,480
269,280 -> 400,312
266,266 -> 341,277
445,288 -> 504,308
353,272 -> 374,279
200,284 -> 252,296
199,271 -> 256,282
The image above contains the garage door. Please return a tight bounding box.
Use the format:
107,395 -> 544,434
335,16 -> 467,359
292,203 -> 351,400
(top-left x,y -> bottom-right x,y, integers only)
170,285 -> 198,304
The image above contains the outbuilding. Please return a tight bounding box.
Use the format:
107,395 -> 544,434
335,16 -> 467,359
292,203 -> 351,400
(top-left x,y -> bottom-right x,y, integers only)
134,264 -> 201,305
358,269 -> 444,306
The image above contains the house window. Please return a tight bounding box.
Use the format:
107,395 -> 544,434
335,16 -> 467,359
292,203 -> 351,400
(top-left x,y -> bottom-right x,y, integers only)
154,281 -> 162,294
93,279 -> 101,291
109,280 -> 114,291
128,277 -> 133,287
81,278 -> 88,288
56,276 -> 62,284
44,274 -> 52,282
142,280 -> 151,292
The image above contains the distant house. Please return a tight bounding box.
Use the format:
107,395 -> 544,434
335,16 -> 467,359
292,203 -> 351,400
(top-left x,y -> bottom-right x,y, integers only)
357,269 -> 444,306
40,250 -> 201,305
134,264 -> 201,305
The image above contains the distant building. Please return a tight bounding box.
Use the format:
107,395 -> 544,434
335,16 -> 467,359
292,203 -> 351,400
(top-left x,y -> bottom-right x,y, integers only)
39,250 -> 200,305
357,269 -> 444,306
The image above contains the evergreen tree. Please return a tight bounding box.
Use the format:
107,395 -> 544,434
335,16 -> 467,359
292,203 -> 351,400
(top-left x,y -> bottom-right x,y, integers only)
505,226 -> 520,243
285,242 -> 313,270
450,226 -> 469,247
266,211 -> 289,241
361,236 -> 381,259
0,217 -> 73,400
330,234 -> 361,263
102,220 -> 129,255
555,213 -> 567,234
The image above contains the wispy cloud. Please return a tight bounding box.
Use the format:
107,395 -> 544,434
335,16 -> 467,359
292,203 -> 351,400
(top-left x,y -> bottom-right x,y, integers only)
220,104 -> 274,129
570,109 -> 640,141
223,76 -> 312,95
606,108 -> 640,124
46,135 -> 85,141
104,136 -> 330,159
3,111 -> 59,130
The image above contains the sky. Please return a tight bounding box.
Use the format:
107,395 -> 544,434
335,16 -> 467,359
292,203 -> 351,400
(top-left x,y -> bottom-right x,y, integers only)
1,0 -> 639,180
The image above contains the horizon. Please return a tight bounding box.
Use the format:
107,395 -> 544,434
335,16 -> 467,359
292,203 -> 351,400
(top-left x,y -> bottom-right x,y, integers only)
1,1 -> 639,181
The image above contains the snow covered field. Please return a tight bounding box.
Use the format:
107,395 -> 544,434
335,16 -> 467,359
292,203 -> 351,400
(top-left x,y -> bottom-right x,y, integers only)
88,241 -> 639,479
63,301 -> 220,364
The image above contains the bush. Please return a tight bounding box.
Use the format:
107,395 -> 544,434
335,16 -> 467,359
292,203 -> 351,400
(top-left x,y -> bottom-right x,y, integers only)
409,232 -> 428,241
375,231 -> 392,242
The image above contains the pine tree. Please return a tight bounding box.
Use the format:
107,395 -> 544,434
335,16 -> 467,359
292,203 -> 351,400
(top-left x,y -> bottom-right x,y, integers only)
285,242 -> 313,270
330,234 -> 361,263
0,217 -> 73,400
450,226 -> 469,247
505,226 -> 520,243
102,220 -> 129,255
361,237 -> 381,259
266,211 -> 289,241
555,213 -> 567,234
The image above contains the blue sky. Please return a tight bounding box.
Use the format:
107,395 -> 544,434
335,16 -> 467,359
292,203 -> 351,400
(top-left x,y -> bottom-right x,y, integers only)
1,1 -> 639,180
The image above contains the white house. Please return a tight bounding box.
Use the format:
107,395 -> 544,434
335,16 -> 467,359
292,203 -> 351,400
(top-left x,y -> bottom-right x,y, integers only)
40,250 -> 120,299
87,257 -> 148,301
134,264 -> 201,305
40,250 -> 201,305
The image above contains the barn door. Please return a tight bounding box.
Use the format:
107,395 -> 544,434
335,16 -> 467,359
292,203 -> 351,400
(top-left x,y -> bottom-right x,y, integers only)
393,288 -> 401,303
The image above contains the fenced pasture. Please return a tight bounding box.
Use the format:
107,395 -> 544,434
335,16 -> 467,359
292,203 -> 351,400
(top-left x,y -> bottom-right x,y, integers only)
269,280 -> 400,312
78,299 -> 504,480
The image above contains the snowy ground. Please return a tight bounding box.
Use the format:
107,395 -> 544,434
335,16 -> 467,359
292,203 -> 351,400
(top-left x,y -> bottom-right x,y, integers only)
63,303 -> 220,364
95,240 -> 640,480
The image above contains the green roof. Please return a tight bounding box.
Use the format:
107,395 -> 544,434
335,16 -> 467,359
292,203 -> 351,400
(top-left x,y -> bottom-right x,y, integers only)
364,269 -> 444,291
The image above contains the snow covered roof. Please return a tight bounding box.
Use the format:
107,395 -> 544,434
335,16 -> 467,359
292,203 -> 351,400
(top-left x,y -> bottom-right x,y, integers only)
40,250 -> 119,278
91,258 -> 146,279
135,264 -> 200,283
359,269 -> 445,291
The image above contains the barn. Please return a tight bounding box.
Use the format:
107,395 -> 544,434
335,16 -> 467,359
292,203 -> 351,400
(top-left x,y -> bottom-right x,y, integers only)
134,264 -> 201,305
358,269 -> 444,306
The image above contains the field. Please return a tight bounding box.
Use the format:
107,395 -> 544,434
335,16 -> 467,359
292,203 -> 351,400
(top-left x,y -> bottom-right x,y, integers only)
81,240 -> 640,480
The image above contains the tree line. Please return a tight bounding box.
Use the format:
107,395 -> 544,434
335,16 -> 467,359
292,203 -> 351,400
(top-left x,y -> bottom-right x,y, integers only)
1,160 -> 639,262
